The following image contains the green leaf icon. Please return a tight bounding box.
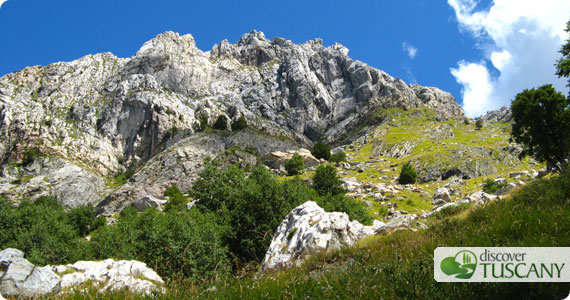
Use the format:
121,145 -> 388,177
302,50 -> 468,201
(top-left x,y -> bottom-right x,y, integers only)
440,250 -> 477,279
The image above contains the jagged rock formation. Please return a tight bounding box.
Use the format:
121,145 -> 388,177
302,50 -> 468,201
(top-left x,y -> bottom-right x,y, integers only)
0,30 -> 463,210
478,106 -> 512,123
260,201 -> 386,272
0,248 -> 164,297
53,259 -> 164,295
258,148 -> 321,171
0,248 -> 61,297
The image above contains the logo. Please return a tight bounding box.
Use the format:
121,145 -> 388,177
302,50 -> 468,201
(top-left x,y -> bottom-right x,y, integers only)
440,250 -> 477,279
434,247 -> 570,282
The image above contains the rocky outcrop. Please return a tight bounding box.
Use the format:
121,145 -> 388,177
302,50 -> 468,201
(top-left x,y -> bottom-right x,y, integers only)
0,248 -> 164,297
432,188 -> 451,205
53,259 -> 164,295
260,201 -> 386,272
258,148 -> 320,170
479,106 -> 512,123
0,248 -> 60,297
96,130 -> 297,215
0,30 -> 464,211
0,156 -> 106,208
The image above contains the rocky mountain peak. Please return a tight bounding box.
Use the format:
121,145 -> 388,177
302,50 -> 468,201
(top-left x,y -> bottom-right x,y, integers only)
0,30 -> 467,211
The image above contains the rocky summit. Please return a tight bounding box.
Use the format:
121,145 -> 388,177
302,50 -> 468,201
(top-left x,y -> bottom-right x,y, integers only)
0,30 -> 464,213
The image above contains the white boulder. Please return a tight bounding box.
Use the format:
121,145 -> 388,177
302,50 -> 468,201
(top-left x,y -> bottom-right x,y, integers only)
0,249 -> 61,297
432,188 -> 451,205
54,259 -> 164,295
260,201 -> 386,272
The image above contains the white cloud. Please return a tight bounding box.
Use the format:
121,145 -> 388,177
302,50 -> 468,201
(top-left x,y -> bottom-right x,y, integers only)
447,0 -> 570,117
0,0 -> 8,9
402,42 -> 418,59
451,61 -> 494,118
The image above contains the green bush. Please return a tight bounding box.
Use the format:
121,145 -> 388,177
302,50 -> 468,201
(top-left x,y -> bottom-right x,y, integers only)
231,116 -> 248,131
199,115 -> 208,131
0,196 -> 95,266
21,148 -> 44,166
475,119 -> 483,129
316,194 -> 372,225
90,207 -> 231,281
163,185 -> 187,212
329,151 -> 347,164
285,153 -> 305,176
398,161 -> 417,184
311,141 -> 331,160
312,164 -> 345,197
67,204 -> 102,236
483,178 -> 506,194
213,115 -> 229,130
192,164 -> 305,262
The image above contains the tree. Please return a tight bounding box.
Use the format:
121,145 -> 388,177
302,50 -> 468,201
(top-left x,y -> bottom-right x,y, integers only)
213,115 -> 228,130
285,153 -> 305,176
555,20 -> 570,90
329,150 -> 347,164
312,164 -> 345,196
511,84 -> 570,171
475,119 -> 483,130
398,161 -> 417,184
231,116 -> 248,131
311,141 -> 331,160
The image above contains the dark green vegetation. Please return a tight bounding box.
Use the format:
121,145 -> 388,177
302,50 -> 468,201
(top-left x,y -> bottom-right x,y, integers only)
90,207 -> 230,281
475,119 -> 483,130
231,116 -> 247,131
398,161 -> 417,184
213,115 -> 229,130
311,141 -> 331,160
20,148 -> 44,166
0,196 -> 98,266
284,152 -> 305,176
511,84 -> 570,171
482,178 -> 506,194
1,162 -> 370,284
329,150 -> 347,164
49,162 -> 570,299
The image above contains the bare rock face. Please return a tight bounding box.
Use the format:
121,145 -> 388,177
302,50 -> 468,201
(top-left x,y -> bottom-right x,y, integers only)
0,156 -> 106,208
258,148 -> 320,170
0,249 -> 61,297
260,201 -> 386,272
0,30 -> 463,211
479,106 -> 512,123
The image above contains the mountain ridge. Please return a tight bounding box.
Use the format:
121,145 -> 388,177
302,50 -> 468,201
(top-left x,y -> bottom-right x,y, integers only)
0,30 -> 468,211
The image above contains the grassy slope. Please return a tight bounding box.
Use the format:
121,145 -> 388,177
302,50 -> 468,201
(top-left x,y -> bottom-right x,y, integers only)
47,164 -> 570,300
341,108 -> 542,217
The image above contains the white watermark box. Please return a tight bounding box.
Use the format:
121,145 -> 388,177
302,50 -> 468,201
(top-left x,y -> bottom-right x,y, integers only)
434,247 -> 570,282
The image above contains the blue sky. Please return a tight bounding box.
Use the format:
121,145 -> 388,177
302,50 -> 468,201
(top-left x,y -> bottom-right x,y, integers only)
1,0 -> 568,117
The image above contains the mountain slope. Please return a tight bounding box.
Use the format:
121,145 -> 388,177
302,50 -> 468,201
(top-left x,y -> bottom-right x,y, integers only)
0,30 -> 464,210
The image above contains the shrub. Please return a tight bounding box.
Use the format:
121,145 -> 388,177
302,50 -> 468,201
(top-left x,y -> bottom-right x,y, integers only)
312,164 -> 345,197
398,161 -> 417,184
475,119 -> 483,129
285,153 -> 305,176
231,116 -> 247,131
0,196 -> 95,266
163,185 -> 187,212
329,151 -> 347,164
483,178 -> 506,194
213,115 -> 229,130
67,204 -> 100,237
311,141 -> 331,160
90,207 -> 231,281
21,148 -> 43,166
199,115 -> 208,131
192,164 -> 305,263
